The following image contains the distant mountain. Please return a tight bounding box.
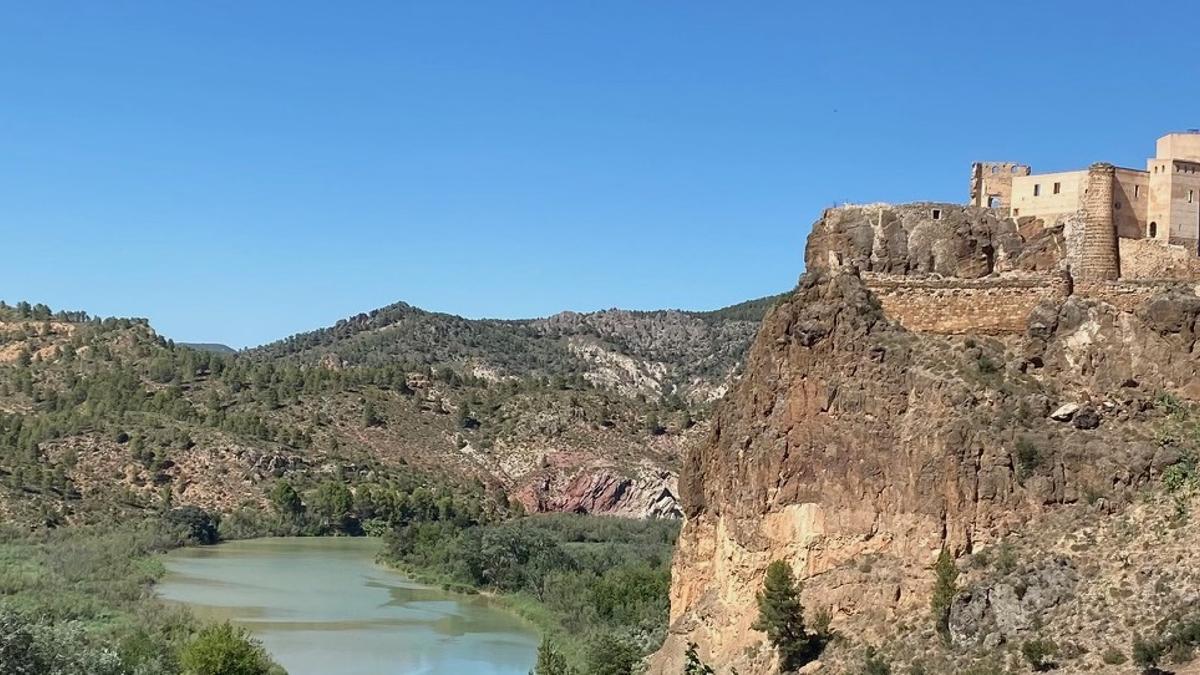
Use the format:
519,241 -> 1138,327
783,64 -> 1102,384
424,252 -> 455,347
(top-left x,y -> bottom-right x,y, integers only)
179,342 -> 236,354
248,294 -> 785,404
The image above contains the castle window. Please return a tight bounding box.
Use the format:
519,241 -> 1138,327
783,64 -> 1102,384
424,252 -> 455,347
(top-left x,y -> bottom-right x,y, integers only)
1114,201 -> 1122,210
987,195 -> 1001,208
1011,166 -> 1020,174
1033,184 -> 1041,196
1053,182 -> 1061,195
1135,185 -> 1141,198
1150,221 -> 1158,238
931,208 -> 942,220
1190,189 -> 1195,204
1013,208 -> 1020,216
991,166 -> 999,175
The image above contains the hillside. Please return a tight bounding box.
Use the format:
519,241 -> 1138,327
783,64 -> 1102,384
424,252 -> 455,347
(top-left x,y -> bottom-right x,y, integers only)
0,295 -> 778,529
248,296 -> 780,403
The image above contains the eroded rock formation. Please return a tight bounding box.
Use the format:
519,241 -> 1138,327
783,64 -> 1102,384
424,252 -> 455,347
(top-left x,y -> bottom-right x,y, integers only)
650,261 -> 1200,673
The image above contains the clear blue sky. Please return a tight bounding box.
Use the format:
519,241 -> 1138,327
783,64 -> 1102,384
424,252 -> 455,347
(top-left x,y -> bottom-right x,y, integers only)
2,1 -> 1196,347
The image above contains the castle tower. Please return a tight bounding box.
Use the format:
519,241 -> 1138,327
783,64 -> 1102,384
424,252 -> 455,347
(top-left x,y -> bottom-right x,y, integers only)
1077,163 -> 1120,282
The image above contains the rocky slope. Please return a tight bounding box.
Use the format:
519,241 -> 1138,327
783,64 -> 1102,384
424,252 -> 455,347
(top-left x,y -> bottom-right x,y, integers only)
247,296 -> 778,404
651,256 -> 1200,673
0,295 -> 776,528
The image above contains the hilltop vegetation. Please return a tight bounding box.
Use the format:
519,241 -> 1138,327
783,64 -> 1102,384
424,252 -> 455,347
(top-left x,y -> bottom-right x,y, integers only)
0,293 -> 777,529
248,296 -> 777,402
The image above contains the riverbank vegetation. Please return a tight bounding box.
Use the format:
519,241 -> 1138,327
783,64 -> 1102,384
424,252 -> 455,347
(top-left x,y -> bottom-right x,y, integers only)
0,515 -> 284,675
382,512 -> 679,675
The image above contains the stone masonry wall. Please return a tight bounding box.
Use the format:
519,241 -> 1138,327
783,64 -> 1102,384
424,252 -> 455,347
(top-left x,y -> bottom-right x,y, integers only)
1120,237 -> 1200,280
1076,280 -> 1196,312
1078,163 -> 1121,281
864,273 -> 1071,334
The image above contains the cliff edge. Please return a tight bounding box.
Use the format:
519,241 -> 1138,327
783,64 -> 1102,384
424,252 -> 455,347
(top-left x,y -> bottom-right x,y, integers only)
651,204 -> 1200,674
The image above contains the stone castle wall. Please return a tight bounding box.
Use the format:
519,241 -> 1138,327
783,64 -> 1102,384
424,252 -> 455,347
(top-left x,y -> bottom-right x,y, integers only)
864,273 -> 1071,334
1076,280 -> 1195,312
1119,237 -> 1200,280
810,200 -> 1200,337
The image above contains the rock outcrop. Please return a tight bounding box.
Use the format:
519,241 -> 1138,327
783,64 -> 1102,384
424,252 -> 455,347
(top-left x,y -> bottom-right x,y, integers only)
650,261 -> 1200,673
804,203 -> 1065,278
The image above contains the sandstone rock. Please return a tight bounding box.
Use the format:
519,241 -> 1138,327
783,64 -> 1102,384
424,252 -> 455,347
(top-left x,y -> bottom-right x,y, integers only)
1049,403 -> 1079,421
651,265 -> 1196,674
804,203 -> 1042,278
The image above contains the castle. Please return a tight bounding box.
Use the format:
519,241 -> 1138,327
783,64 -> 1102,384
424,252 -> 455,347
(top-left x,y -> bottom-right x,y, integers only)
969,132 -> 1200,278
803,132 -> 1200,336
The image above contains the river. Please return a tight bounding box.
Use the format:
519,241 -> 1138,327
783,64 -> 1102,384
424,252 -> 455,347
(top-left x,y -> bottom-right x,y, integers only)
157,537 -> 539,675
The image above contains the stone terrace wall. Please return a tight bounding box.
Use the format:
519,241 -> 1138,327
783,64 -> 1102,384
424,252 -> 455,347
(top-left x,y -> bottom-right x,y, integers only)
865,273 -> 1071,334
1076,280 -> 1197,312
1119,238 -> 1200,280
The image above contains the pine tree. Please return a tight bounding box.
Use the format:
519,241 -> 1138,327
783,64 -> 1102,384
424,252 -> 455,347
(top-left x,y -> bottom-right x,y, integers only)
930,548 -> 958,640
361,400 -> 382,428
752,560 -> 817,671
532,637 -> 574,675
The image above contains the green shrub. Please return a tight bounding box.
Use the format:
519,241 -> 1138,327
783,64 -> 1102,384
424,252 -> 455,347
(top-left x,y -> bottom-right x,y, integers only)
1015,437 -> 1042,480
1100,645 -> 1127,665
179,622 -> 275,675
1132,634 -> 1163,670
1020,638 -> 1057,672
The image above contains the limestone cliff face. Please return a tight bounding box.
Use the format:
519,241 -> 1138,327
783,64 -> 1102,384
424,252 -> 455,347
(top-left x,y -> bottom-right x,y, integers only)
650,264 -> 1200,674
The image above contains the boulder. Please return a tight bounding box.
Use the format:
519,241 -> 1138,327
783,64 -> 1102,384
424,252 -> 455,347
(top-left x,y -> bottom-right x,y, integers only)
1049,403 -> 1079,421
1072,406 -> 1101,430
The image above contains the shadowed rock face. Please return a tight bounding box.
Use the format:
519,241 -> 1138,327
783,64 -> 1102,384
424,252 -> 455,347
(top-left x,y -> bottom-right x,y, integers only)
650,266 -> 1200,674
804,203 -> 1065,277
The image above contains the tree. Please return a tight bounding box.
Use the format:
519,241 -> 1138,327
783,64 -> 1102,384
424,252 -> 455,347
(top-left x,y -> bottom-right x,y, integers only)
930,548 -> 959,640
311,481 -> 355,532
752,560 -> 818,671
584,632 -> 640,675
165,506 -> 220,545
269,481 -> 304,518
179,622 -> 274,675
361,400 -> 383,428
683,642 -> 714,675
532,637 -> 575,675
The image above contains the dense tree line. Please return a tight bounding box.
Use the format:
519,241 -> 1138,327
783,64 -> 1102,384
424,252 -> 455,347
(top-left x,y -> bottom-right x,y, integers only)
382,513 -> 678,675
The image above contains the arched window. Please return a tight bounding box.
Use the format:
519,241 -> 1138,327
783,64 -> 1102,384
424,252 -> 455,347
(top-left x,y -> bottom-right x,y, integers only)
1150,221 -> 1158,238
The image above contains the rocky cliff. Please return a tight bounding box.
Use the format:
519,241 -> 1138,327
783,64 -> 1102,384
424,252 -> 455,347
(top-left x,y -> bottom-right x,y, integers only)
651,207 -> 1200,673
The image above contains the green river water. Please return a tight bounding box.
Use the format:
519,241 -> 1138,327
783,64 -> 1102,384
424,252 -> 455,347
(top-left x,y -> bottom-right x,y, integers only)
157,537 -> 539,675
